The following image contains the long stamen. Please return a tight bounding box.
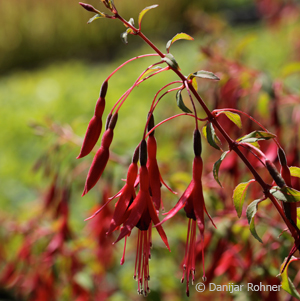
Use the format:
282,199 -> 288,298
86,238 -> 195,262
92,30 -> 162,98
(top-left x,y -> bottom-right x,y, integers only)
134,231 -> 140,280
137,230 -> 143,294
120,235 -> 127,265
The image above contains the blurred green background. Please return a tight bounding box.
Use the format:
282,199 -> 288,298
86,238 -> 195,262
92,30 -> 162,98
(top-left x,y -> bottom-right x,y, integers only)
1,0 -> 300,300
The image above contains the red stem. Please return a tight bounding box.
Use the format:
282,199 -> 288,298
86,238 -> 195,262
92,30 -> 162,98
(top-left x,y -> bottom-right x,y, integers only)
114,9 -> 297,239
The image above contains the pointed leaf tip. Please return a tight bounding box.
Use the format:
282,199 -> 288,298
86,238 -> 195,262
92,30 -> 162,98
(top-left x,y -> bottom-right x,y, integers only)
138,5 -> 158,28
176,89 -> 192,113
166,33 -> 194,52
246,199 -> 263,243
193,70 -> 220,80
213,151 -> 230,187
233,179 -> 255,217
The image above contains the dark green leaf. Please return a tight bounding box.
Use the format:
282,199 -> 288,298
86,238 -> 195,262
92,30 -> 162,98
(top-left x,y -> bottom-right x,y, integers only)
206,122 -> 221,150
233,179 -> 255,217
176,89 -> 192,113
163,53 -> 180,70
246,199 -> 263,243
213,151 -> 230,187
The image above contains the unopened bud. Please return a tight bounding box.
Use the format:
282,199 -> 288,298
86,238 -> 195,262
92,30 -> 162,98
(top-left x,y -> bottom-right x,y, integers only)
193,129 -> 202,157
265,159 -> 286,188
132,146 -> 139,164
147,113 -> 155,136
108,113 -> 118,130
100,80 -> 108,98
105,113 -> 112,130
79,2 -> 98,13
139,139 -> 147,166
278,147 -> 287,167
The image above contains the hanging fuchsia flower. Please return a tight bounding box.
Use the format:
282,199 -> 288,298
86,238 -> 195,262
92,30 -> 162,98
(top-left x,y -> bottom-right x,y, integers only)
77,81 -> 108,159
82,113 -> 117,196
110,140 -> 170,296
156,129 -> 216,296
147,113 -> 176,211
106,160 -> 138,234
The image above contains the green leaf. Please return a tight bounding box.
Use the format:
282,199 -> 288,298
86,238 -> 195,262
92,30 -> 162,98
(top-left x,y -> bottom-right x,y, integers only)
192,70 -> 220,81
176,90 -> 192,113
137,67 -> 162,85
237,130 -> 276,143
87,13 -> 105,24
213,151 -> 230,187
233,180 -> 255,218
217,111 -> 242,129
163,53 -> 180,70
246,199 -> 263,243
297,207 -> 300,230
120,31 -> 129,44
206,122 -> 221,151
202,125 -> 207,140
270,186 -> 300,202
166,33 -> 194,52
280,257 -> 300,299
138,5 -> 158,28
290,166 -> 300,178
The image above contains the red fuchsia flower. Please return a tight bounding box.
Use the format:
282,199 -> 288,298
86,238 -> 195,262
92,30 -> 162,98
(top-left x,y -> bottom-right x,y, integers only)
77,81 -> 107,159
111,140 -> 170,295
146,113 -> 176,211
156,129 -> 216,296
82,113 -> 118,196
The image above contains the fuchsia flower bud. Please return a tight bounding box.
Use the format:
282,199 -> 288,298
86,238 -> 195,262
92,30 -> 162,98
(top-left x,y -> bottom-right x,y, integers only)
82,114 -> 117,196
77,81 -> 108,159
77,115 -> 102,159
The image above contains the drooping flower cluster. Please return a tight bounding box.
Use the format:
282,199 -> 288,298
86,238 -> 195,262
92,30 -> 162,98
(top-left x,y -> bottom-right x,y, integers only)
78,82 -> 216,294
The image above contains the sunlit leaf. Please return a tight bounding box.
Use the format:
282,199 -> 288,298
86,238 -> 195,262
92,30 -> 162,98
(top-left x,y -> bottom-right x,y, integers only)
237,130 -> 276,143
290,166 -> 300,178
87,13 -> 105,24
246,199 -> 263,243
163,53 -> 180,70
280,257 -> 300,299
138,5 -> 158,28
202,125 -> 207,140
233,179 -> 255,217
213,151 -> 230,187
192,70 -> 220,80
297,208 -> 300,229
176,89 -> 192,113
206,122 -> 221,150
137,67 -> 162,84
270,186 -> 300,202
217,111 -> 242,129
166,33 -> 194,52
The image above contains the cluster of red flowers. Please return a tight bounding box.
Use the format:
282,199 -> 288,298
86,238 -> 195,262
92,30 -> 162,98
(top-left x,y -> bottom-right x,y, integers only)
77,77 -> 215,295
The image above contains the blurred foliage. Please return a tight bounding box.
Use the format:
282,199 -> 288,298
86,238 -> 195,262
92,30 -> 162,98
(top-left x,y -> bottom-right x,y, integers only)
1,0 -> 300,300
0,0 -> 259,74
